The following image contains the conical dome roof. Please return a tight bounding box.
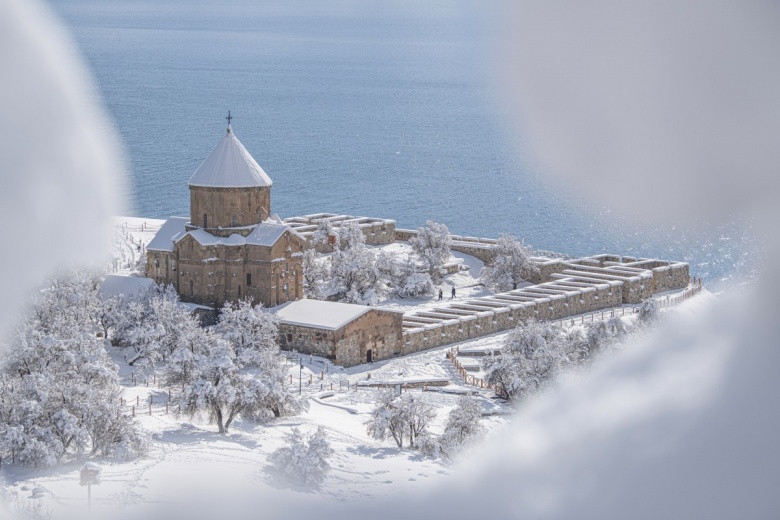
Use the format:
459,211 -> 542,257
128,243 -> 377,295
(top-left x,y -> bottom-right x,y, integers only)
188,127 -> 272,188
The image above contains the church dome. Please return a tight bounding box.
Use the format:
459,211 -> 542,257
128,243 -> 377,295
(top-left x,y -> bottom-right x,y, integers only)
188,126 -> 272,188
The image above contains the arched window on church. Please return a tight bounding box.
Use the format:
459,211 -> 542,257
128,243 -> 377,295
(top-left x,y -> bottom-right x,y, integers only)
246,273 -> 252,287
231,215 -> 237,227
203,214 -> 208,228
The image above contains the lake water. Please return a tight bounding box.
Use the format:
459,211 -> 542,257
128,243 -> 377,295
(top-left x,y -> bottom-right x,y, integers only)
49,0 -> 759,289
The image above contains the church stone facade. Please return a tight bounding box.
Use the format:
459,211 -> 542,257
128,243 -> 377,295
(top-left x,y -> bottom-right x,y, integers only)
146,125 -> 305,309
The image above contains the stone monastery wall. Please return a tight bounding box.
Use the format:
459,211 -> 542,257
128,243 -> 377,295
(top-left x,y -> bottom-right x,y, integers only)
281,212 -> 691,361
399,279 -> 624,355
391,230 -> 690,357
284,213 -> 396,252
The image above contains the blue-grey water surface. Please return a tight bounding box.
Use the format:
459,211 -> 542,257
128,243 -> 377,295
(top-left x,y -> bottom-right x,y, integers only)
49,0 -> 760,289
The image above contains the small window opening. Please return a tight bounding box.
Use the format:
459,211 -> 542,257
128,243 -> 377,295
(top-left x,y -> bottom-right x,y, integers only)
189,280 -> 193,295
238,285 -> 242,298
246,273 -> 252,286
286,333 -> 292,342
231,215 -> 237,227
366,349 -> 373,363
203,214 -> 208,228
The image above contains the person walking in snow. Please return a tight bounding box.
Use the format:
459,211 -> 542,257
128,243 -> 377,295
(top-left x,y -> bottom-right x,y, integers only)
438,288 -> 443,301
451,286 -> 456,299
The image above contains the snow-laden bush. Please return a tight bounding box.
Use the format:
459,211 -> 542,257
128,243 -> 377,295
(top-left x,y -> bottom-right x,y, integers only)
409,221 -> 451,281
392,257 -> 435,299
586,316 -> 627,355
110,284 -> 198,373
638,298 -> 660,326
481,234 -> 538,291
269,426 -> 333,486
329,244 -> 382,305
439,396 -> 485,458
0,270 -> 147,467
418,396 -> 486,460
561,326 -> 590,364
366,390 -> 436,448
337,221 -> 365,251
302,249 -> 328,299
416,430 -> 442,459
310,219 -> 335,249
483,320 -> 566,400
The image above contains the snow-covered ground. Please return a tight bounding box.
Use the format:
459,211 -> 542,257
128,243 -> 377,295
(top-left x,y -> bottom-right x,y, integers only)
1,289 -> 715,518
1,337 -> 509,516
111,217 -> 165,276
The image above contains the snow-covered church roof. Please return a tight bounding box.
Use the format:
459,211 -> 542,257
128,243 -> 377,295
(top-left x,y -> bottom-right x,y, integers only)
188,126 -> 272,188
99,275 -> 156,300
181,221 -> 304,248
147,216 -> 189,252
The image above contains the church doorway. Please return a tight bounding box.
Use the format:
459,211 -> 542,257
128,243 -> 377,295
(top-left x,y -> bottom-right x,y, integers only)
366,349 -> 373,363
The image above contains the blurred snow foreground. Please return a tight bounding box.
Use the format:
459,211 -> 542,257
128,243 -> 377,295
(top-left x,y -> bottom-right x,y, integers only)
3,0 -> 780,519
0,0 -> 124,341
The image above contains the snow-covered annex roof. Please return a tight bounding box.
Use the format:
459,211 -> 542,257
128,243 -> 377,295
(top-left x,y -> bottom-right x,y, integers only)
147,217 -> 189,252
183,221 -> 303,248
273,299 -> 377,331
99,275 -> 156,300
188,127 -> 272,188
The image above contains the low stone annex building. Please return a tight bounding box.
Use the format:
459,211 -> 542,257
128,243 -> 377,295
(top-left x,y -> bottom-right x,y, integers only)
273,299 -> 404,367
146,123 -> 305,308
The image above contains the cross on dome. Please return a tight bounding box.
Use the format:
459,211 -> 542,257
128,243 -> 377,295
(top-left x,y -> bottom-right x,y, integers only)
226,111 -> 233,133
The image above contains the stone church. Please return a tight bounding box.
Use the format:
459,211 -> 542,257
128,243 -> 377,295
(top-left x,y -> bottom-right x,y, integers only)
146,122 -> 305,308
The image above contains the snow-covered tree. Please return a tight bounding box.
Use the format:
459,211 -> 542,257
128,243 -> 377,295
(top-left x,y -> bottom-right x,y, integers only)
391,256 -> 435,299
269,426 -> 333,486
302,249 -> 328,299
440,396 -> 485,457
366,390 -> 436,448
216,300 -> 279,367
638,298 -> 660,326
310,219 -> 335,249
409,221 -> 451,281
117,285 -> 197,372
174,337 -> 271,434
337,220 -> 365,250
561,326 -> 590,364
169,304 -> 305,431
0,271 -> 147,467
483,320 -> 565,400
481,234 -> 538,291
586,316 -> 627,355
420,395 -> 485,460
329,245 -> 382,305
